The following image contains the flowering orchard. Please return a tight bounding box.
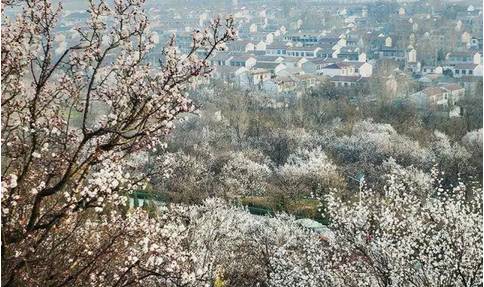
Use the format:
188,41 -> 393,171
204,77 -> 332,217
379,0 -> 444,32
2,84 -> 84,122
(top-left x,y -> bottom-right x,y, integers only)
1,0 -> 483,287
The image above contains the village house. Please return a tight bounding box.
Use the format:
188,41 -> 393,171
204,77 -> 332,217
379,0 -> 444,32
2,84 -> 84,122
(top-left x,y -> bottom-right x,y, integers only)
330,75 -> 363,87
336,47 -> 361,61
375,47 -> 405,61
284,32 -> 321,46
263,76 -> 297,93
253,62 -> 287,76
446,51 -> 481,65
298,59 -> 318,74
406,62 -> 421,74
227,40 -> 255,52
212,65 -> 247,84
255,55 -> 285,64
318,36 -> 345,47
348,61 -> 373,77
319,62 -> 353,77
229,55 -> 257,68
315,44 -> 338,59
292,74 -> 323,88
407,48 -> 417,63
280,57 -> 305,68
276,66 -> 305,77
421,66 -> 443,75
310,57 -> 339,70
452,63 -> 483,78
285,46 -> 321,58
441,83 -> 465,105
240,68 -> 273,88
265,41 -> 292,56
265,33 -> 274,45
409,82 -> 466,114
254,40 -> 267,51
317,61 -> 372,78
411,86 -> 450,110
345,34 -> 361,47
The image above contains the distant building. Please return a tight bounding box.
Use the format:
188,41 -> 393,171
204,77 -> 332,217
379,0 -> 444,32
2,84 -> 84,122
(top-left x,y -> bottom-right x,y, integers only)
441,83 -> 465,104
266,41 -> 292,56
285,46 -> 321,58
330,75 -> 364,87
336,47 -> 360,61
411,86 -> 450,109
421,66 -> 443,75
375,47 -> 405,61
253,62 -> 287,76
452,63 -> 483,78
385,36 -> 392,47
229,55 -> 257,68
212,66 -> 247,84
407,48 -> 417,63
284,32 -> 321,46
446,51 -> 481,65
240,68 -> 272,88
409,83 -> 466,115
318,61 -> 372,78
227,40 -> 255,52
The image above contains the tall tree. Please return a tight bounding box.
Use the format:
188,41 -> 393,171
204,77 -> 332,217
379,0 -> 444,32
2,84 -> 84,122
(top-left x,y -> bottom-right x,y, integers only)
1,0 -> 236,285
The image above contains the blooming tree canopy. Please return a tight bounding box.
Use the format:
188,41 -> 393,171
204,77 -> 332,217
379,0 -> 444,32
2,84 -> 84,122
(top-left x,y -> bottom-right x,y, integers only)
325,171 -> 482,287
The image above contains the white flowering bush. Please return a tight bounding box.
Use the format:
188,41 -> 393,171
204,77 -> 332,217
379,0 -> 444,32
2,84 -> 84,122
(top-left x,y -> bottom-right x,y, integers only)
461,129 -> 483,173
325,173 -> 482,287
277,147 -> 345,198
328,119 -> 433,168
381,157 -> 433,197
431,130 -> 471,165
220,150 -> 272,196
462,129 -> 483,153
150,150 -> 216,202
187,199 -> 330,287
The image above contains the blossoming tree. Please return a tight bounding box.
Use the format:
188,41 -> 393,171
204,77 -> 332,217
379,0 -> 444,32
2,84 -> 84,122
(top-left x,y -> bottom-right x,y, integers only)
1,0 -> 236,285
325,169 -> 482,287
186,199 -> 330,287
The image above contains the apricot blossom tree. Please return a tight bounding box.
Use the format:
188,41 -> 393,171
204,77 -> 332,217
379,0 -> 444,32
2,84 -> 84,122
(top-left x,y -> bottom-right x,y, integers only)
1,0 -> 235,285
